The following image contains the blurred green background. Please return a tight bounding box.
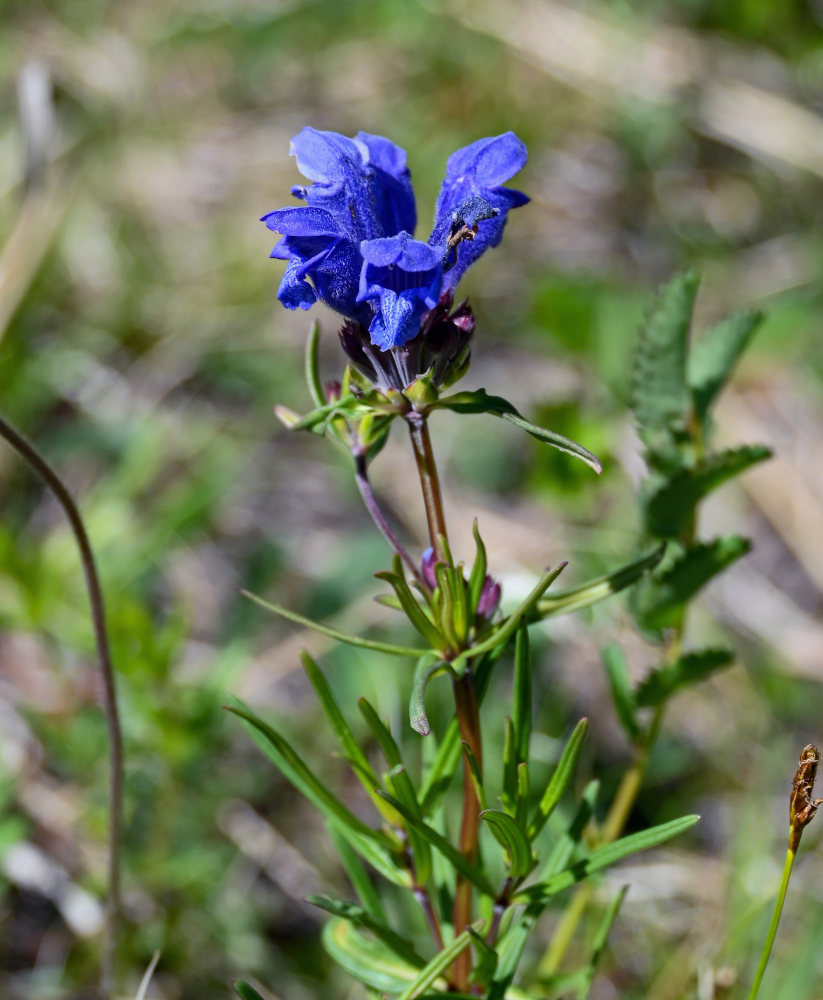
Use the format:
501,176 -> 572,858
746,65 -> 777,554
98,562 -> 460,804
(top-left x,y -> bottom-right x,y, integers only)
1,0 -> 823,997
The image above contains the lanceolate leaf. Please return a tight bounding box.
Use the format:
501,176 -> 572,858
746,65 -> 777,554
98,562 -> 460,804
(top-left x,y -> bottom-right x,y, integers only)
635,536 -> 751,630
376,558 -> 445,649
227,704 -> 410,887
528,718 -> 588,840
574,886 -> 629,1000
536,547 -> 664,619
376,791 -> 497,898
419,719 -> 462,817
233,982 -> 266,1000
322,918 -> 421,993
327,823 -> 386,922
241,590 -> 424,657
635,648 -> 734,708
410,656 -> 454,736
481,810 -> 535,880
305,319 -> 325,407
513,815 -> 700,905
308,894 -> 425,967
397,926 -> 482,1000
513,624 -> 532,767
644,445 -> 771,539
630,271 -> 698,464
601,645 -> 641,743
688,310 -> 761,421
468,519 -> 488,614
432,388 -> 602,474
465,563 -> 567,662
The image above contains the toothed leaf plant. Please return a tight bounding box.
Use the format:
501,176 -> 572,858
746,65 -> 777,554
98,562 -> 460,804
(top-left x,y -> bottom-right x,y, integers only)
231,129 -> 772,998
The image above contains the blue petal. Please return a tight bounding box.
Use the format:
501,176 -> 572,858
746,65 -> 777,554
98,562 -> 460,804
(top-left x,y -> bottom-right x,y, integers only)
428,132 -> 529,290
358,233 -> 442,349
277,259 -> 317,311
289,127 -> 416,242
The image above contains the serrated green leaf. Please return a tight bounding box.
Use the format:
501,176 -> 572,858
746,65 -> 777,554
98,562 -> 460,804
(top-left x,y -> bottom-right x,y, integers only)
481,810 -> 535,880
635,648 -> 734,708
432,388 -> 602,474
410,655 -> 453,736
528,718 -> 588,840
644,446 -> 771,539
397,925 -> 482,1000
322,917 -> 421,993
536,547 -> 664,619
305,319 -> 325,407
514,815 -> 699,905
635,536 -> 751,629
376,790 -> 497,898
631,271 -> 698,465
309,893 -> 425,967
601,645 -> 641,743
241,590 -> 424,657
688,310 -> 761,421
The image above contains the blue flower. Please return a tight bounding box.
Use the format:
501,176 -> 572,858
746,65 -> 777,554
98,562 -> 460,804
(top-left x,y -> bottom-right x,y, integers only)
262,128 -> 528,354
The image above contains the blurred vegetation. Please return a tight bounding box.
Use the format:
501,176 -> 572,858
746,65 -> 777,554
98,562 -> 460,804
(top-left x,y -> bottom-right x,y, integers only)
1,0 -> 823,998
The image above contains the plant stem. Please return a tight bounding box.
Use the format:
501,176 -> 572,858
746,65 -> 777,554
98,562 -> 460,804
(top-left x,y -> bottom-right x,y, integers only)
0,412 -> 122,999
353,451 -> 422,584
453,667 -> 483,990
747,844 -> 796,1000
406,412 -> 448,563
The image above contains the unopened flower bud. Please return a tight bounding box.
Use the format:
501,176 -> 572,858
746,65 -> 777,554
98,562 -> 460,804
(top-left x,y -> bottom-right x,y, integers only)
421,548 -> 438,591
476,575 -> 502,620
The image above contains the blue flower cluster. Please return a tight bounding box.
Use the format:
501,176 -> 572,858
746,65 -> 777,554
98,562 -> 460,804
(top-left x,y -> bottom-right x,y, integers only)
262,129 -> 528,353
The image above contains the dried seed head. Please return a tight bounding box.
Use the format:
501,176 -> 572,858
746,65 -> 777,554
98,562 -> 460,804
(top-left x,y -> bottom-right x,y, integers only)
789,744 -> 823,853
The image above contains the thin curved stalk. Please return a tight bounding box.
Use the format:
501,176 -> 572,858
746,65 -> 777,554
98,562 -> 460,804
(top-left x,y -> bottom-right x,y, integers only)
747,846 -> 795,1000
0,412 -> 122,997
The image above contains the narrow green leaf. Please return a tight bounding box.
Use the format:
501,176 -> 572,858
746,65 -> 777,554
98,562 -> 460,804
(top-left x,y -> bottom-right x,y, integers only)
308,893 -> 425,967
644,446 -> 771,539
450,562 -> 470,643
410,656 -> 453,736
327,823 -> 386,922
574,885 -> 629,1000
601,645 -> 641,743
502,716 -> 518,815
305,319 -> 325,407
291,393 -> 364,432
227,704 -> 385,844
528,718 -> 588,840
376,791 -> 497,898
358,697 -> 403,769
420,719 -> 462,816
233,982 -> 266,1000
540,780 -> 599,880
376,557 -> 445,649
301,652 -> 379,785
227,703 -> 410,887
631,270 -> 698,464
241,590 -> 423,657
536,547 -> 664,619
465,563 -> 567,661
467,925 -> 498,987
397,925 -> 482,1000
516,763 -> 530,829
323,918 -> 421,993
688,309 -> 761,421
514,815 -> 700,904
432,388 -> 602,474
468,519 -> 488,614
513,624 -> 532,766
460,741 -> 488,811
385,766 -> 433,885
635,648 -> 734,708
634,537 -> 751,630
433,561 -> 460,650
481,810 -> 535,880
